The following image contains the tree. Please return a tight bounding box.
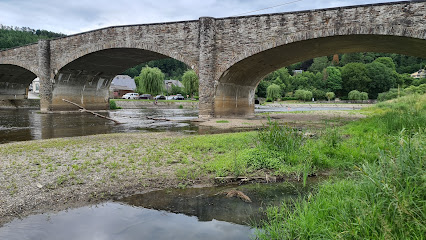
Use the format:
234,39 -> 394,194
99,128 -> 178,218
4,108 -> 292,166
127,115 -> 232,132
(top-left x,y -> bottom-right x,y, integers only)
294,90 -> 313,101
182,70 -> 199,98
332,54 -> 340,66
256,81 -> 271,98
138,66 -> 164,95
324,66 -> 343,94
360,92 -> 368,100
366,62 -> 396,99
326,92 -> 335,101
123,68 -> 139,78
340,53 -> 364,66
146,58 -> 189,80
308,56 -> 330,73
170,84 -> 184,95
399,73 -> 415,87
374,57 -> 396,71
312,89 -> 326,100
266,84 -> 281,101
341,63 -> 371,95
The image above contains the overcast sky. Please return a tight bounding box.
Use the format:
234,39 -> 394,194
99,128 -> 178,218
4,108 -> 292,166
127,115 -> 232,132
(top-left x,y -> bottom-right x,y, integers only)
0,0 -> 400,34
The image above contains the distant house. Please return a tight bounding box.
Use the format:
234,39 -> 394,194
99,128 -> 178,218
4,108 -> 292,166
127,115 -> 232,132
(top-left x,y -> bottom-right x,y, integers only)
164,80 -> 184,92
410,69 -> 426,79
109,75 -> 137,99
30,78 -> 40,93
293,70 -> 303,75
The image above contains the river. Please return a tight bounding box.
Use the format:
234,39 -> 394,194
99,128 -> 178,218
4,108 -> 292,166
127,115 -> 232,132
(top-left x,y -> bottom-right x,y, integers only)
0,105 -> 357,144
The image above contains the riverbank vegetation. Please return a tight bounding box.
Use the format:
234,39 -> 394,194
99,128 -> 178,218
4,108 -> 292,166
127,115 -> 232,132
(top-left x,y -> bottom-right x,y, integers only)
255,94 -> 426,239
258,54 -> 425,101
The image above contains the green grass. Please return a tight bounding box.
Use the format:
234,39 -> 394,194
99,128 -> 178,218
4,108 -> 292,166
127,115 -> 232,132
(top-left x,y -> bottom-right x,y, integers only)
216,120 -> 229,123
255,94 -> 426,239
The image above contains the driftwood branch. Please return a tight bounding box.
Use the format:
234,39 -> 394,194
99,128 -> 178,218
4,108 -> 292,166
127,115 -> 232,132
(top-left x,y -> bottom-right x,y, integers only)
62,99 -> 121,124
146,116 -> 171,121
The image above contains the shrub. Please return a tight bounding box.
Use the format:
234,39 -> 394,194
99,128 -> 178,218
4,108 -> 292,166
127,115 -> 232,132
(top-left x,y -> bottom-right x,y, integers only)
348,90 -> 361,100
294,90 -> 313,101
325,92 -> 335,101
109,100 -> 121,109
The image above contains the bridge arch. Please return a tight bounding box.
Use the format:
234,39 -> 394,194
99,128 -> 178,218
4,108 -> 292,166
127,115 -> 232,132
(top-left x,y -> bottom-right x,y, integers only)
43,22 -> 200,110
213,23 -> 426,117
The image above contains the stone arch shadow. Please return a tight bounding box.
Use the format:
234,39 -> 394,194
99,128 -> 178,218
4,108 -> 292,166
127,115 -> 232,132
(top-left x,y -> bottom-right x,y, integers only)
0,64 -> 37,99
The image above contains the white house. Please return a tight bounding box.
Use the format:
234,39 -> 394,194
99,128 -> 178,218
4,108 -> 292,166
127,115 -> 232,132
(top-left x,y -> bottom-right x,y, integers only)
410,69 -> 426,79
30,78 -> 40,93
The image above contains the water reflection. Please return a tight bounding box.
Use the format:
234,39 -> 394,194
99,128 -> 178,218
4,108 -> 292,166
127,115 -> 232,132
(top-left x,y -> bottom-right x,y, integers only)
0,180 -> 320,239
122,181 -> 313,225
0,106 -> 358,144
0,109 -> 198,144
0,203 -> 254,240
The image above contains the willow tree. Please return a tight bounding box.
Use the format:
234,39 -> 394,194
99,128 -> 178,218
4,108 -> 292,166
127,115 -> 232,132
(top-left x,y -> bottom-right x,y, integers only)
266,84 -> 281,101
138,66 -> 164,95
182,70 -> 199,98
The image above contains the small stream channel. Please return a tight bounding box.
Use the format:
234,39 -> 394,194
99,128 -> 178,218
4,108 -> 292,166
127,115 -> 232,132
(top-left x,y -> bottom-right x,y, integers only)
0,180 -> 319,240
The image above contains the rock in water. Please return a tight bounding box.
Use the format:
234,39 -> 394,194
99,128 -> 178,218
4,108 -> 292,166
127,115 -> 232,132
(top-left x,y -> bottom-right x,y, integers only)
225,189 -> 252,203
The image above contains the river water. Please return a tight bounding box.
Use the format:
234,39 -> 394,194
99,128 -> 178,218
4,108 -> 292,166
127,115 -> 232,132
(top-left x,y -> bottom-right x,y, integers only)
0,181 -> 317,240
0,106 -> 355,144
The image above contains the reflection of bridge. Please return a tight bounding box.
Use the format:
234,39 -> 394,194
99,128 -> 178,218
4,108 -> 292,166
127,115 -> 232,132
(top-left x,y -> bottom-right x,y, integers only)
0,1 -> 425,118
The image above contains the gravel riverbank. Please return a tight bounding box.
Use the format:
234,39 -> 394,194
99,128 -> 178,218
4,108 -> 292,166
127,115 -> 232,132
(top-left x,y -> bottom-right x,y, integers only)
0,109 -> 366,227
0,132 -> 213,226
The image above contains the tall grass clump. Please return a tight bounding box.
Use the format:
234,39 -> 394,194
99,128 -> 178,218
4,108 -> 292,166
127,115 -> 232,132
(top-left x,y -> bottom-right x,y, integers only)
258,119 -> 303,154
256,133 -> 425,239
372,94 -> 426,134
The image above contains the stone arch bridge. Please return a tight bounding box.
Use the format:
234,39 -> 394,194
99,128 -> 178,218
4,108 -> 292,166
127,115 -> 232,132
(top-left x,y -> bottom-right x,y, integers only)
0,1 -> 425,118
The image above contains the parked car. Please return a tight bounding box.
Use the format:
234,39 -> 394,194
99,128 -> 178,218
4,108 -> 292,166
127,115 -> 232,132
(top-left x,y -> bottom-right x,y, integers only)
174,94 -> 185,100
154,95 -> 166,100
139,94 -> 152,99
122,93 -> 139,99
